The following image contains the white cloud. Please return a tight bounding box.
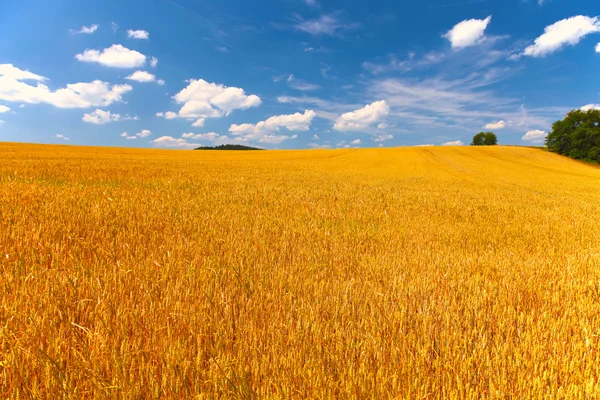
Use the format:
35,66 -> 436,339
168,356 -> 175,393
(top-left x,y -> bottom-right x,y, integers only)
156,111 -> 178,119
157,79 -> 165,86
443,16 -> 492,49
55,134 -> 70,140
150,57 -> 158,68
229,110 -> 315,143
286,74 -> 320,91
160,79 -> 261,122
70,24 -> 98,35
377,123 -> 389,129
0,105 -> 10,113
0,64 -> 46,81
125,70 -> 155,83
127,29 -> 149,39
308,143 -> 331,148
313,134 -> 319,140
152,136 -> 201,149
442,140 -> 464,146
415,144 -> 434,147
581,104 -> 600,111
484,120 -> 506,129
181,132 -> 228,142
0,119 -> 4,124
295,12 -> 360,36
136,129 -> 151,138
191,118 -> 205,127
120,132 -> 139,140
596,43 -> 600,53
351,139 -> 361,145
0,64 -> 133,108
333,100 -> 390,131
522,16 -> 600,57
373,133 -> 393,142
522,130 -> 546,143
111,22 -> 119,33
75,44 -> 146,68
83,109 -> 121,124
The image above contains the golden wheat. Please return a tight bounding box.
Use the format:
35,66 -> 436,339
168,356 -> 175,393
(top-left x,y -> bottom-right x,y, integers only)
1,142 -> 600,399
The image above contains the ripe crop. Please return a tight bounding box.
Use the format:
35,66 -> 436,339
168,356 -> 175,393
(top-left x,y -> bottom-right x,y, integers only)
1,143 -> 600,398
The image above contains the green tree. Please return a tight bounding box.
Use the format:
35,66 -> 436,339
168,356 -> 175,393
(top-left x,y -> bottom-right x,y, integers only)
471,132 -> 498,146
546,109 -> 600,163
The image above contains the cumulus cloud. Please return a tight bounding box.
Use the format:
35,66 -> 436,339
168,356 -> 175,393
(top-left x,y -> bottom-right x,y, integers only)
125,70 -> 155,83
484,120 -> 506,129
522,16 -> 600,57
442,140 -> 464,146
581,104 -> 600,111
333,100 -> 390,131
157,79 -> 165,86
597,43 -> 600,53
137,129 -> 151,138
191,118 -> 205,127
150,57 -> 158,68
127,29 -> 149,39
229,110 -> 315,143
82,109 -> 137,124
55,134 -> 70,140
443,16 -> 492,49
522,130 -> 546,143
70,24 -> 98,35
0,105 -> 10,113
75,44 -> 146,68
308,143 -> 331,149
0,64 -> 132,108
351,139 -> 361,145
159,79 -> 261,123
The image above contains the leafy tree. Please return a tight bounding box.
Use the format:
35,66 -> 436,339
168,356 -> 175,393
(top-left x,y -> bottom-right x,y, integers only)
546,109 -> 600,163
471,132 -> 498,146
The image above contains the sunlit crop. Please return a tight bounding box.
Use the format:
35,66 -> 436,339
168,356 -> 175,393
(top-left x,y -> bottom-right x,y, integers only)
1,142 -> 600,398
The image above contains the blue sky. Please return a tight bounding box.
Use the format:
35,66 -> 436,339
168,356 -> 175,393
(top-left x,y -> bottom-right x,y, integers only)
0,0 -> 599,149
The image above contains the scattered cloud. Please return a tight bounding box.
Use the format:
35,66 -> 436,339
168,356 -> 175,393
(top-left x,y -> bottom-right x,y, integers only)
0,105 -> 10,113
377,123 -> 390,129
373,133 -> 393,142
442,140 -> 464,146
150,57 -> 158,68
125,70 -> 156,83
229,110 -> 315,143
160,79 -> 261,122
127,29 -> 149,40
152,135 -> 201,149
156,111 -> 178,119
313,134 -> 319,140
0,64 -> 132,108
443,16 -> 492,49
484,120 -> 506,129
294,12 -> 360,36
75,44 -> 146,68
82,109 -> 138,124
522,129 -> 546,143
521,16 -> 600,57
308,143 -> 331,148
216,46 -> 229,53
333,100 -> 390,131
351,139 -> 361,145
55,134 -> 70,140
191,118 -> 205,127
181,132 -> 231,144
70,24 -> 99,35
596,43 -> 600,53
157,79 -> 165,86
111,22 -> 119,33
137,129 -> 152,138
581,104 -> 600,111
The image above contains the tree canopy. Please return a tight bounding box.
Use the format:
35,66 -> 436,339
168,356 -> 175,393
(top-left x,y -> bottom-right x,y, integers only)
471,132 -> 498,146
546,109 -> 600,163
194,144 -> 263,151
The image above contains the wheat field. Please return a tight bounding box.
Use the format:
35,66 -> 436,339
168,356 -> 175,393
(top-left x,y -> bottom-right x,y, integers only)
1,142 -> 600,399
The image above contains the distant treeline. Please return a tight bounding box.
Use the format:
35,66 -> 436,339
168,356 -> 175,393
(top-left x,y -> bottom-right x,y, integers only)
193,144 -> 264,151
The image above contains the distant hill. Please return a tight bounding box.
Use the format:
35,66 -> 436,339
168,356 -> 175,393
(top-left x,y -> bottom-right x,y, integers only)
193,144 -> 264,151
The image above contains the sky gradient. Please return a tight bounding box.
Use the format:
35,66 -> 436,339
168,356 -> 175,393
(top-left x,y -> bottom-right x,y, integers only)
1,0 -> 599,149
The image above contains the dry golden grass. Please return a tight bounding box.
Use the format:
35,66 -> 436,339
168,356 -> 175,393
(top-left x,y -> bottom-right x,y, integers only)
1,142 -> 600,399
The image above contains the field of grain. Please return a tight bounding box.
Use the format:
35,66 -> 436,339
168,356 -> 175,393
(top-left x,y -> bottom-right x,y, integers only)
1,142 -> 600,399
